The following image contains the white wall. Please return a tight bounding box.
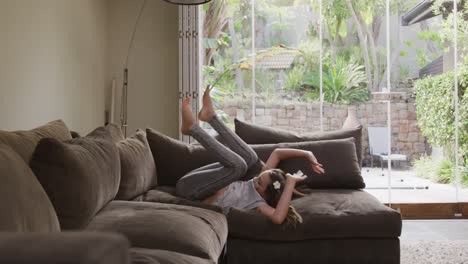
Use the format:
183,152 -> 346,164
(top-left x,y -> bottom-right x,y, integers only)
0,0 -> 108,134
108,0 -> 179,138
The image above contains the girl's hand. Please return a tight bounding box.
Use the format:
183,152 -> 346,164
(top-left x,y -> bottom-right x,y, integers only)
286,171 -> 308,184
312,163 -> 325,175
307,152 -> 325,175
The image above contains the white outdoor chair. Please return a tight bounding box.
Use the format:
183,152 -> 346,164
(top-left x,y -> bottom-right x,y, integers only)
368,127 -> 407,170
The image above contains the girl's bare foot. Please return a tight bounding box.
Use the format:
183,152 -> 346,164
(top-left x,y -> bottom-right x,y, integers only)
181,98 -> 196,135
198,86 -> 216,122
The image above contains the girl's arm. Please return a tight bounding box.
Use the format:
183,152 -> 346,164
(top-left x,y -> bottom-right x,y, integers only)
256,174 -> 303,224
263,148 -> 324,174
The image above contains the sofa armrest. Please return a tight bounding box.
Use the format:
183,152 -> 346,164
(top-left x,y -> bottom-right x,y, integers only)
0,232 -> 130,264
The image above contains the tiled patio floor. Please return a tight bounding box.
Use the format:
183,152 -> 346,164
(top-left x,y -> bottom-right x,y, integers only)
362,167 -> 468,203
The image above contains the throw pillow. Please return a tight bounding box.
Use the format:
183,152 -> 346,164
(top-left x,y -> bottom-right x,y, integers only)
116,130 -> 157,200
90,123 -> 124,143
146,128 -> 217,186
234,118 -> 363,166
30,127 -> 121,230
0,120 -> 72,162
0,144 -> 60,232
252,138 -> 365,189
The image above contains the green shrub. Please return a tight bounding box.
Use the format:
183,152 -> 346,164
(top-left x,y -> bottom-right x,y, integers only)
283,66 -> 305,91
413,155 -> 438,180
303,57 -> 369,104
413,156 -> 468,187
414,65 -> 468,165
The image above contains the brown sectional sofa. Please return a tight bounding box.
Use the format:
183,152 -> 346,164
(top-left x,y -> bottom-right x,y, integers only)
0,120 -> 227,264
0,119 -> 402,264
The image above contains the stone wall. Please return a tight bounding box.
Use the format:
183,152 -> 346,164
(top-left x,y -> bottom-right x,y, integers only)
218,90 -> 428,167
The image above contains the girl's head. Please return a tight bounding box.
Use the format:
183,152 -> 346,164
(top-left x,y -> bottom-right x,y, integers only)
253,169 -> 303,227
254,169 -> 287,207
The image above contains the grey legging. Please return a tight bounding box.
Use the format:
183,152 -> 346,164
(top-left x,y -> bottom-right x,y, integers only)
175,115 -> 259,201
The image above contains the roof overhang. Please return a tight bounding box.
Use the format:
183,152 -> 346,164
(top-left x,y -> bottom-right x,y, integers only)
401,0 -> 436,26
401,0 -> 463,26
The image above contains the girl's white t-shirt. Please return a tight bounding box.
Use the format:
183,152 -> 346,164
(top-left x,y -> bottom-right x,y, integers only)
212,179 -> 267,214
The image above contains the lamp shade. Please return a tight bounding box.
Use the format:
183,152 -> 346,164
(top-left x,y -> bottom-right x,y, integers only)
162,0 -> 212,5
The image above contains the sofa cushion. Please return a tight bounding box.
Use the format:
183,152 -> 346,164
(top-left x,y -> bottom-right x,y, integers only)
146,128 -> 262,186
252,138 -> 364,188
116,130 -> 157,200
146,128 -> 217,186
234,118 -> 363,166
70,131 -> 81,138
89,123 -> 124,143
103,123 -> 125,143
227,188 -> 401,241
0,120 -> 72,162
87,201 -> 227,263
0,232 -> 130,264
131,248 -> 212,264
0,144 -> 60,232
30,127 -> 121,230
133,187 -> 222,213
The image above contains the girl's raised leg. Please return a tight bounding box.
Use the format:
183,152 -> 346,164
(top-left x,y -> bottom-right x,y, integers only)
198,86 -> 259,168
176,98 -> 247,200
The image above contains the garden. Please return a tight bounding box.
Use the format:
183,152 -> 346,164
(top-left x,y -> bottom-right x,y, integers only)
200,0 -> 467,190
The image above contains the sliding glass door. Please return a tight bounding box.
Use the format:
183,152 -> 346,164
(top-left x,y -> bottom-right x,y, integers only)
198,0 -> 467,218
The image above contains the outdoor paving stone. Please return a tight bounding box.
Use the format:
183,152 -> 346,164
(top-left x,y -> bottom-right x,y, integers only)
363,167 -> 468,203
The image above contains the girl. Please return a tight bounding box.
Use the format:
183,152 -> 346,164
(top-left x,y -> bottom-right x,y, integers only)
176,87 -> 325,226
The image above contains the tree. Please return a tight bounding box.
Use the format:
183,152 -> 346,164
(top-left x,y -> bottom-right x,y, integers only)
203,0 -> 229,66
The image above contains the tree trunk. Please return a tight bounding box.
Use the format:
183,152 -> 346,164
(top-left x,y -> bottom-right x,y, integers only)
344,19 -> 354,47
372,15 -> 382,43
203,0 -> 229,65
326,25 -> 336,63
334,18 -> 343,47
345,0 -> 373,90
332,18 -> 343,62
379,27 -> 402,90
228,18 -> 244,89
356,11 -> 379,92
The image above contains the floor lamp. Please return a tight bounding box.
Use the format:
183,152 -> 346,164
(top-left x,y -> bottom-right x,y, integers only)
120,0 -> 212,137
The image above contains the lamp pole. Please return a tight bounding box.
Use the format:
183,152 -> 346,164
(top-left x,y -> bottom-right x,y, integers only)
120,0 -> 148,137
120,0 -> 212,137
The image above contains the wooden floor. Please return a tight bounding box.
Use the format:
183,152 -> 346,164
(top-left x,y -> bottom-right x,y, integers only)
387,203 -> 468,219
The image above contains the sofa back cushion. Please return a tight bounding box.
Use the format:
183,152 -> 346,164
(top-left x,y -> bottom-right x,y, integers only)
116,130 -> 157,200
146,128 -> 363,189
0,144 -> 60,232
251,138 -> 364,189
0,120 -> 72,163
95,123 -> 125,143
146,128 -> 218,186
234,118 -> 363,166
30,127 -> 121,230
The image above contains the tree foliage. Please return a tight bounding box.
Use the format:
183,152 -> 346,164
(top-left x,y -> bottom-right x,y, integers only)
432,0 -> 468,64
414,65 -> 468,164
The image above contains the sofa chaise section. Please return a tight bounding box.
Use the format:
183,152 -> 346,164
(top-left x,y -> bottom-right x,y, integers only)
145,123 -> 402,264
88,200 -> 227,263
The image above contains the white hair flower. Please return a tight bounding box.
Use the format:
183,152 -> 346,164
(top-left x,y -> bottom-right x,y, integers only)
273,181 -> 281,190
